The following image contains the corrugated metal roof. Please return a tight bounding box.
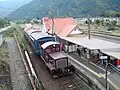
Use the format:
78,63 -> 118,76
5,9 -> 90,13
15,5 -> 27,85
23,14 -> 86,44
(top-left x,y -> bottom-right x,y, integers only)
24,24 -> 41,33
60,36 -> 120,50
101,48 -> 120,59
24,24 -> 32,31
49,52 -> 67,60
26,29 -> 41,35
30,32 -> 53,40
41,41 -> 59,49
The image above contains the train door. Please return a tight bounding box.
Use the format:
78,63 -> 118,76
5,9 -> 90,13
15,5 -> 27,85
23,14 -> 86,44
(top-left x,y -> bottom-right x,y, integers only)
39,40 -> 46,55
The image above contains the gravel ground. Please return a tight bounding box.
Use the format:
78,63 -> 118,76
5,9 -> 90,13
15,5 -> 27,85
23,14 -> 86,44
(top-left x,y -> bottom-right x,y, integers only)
0,42 -> 12,90
7,40 -> 32,90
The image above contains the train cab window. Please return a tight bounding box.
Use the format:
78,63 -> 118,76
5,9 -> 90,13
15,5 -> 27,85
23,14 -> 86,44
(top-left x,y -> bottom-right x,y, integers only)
46,49 -> 51,53
56,47 -> 60,51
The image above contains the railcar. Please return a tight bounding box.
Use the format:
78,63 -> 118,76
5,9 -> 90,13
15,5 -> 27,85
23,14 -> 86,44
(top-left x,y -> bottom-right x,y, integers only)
24,25 -> 75,78
24,28 -> 55,55
41,41 -> 75,78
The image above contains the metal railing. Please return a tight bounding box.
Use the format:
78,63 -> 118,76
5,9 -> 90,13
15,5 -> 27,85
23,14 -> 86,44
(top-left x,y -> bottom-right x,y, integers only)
24,50 -> 45,90
109,63 -> 120,74
14,33 -> 45,90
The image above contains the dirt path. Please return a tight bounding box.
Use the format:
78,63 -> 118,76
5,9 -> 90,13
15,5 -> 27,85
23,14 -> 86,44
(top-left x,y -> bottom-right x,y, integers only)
7,40 -> 32,90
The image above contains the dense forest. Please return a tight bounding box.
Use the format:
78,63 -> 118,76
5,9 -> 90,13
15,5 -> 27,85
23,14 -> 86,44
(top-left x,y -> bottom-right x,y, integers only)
7,0 -> 120,20
0,18 -> 10,28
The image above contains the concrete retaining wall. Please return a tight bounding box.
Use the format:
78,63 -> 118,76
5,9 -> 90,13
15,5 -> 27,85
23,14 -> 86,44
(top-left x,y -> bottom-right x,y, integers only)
0,34 -> 3,47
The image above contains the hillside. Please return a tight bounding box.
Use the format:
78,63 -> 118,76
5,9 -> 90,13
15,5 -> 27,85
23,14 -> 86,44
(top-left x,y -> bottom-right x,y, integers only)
0,0 -> 32,17
7,0 -> 120,20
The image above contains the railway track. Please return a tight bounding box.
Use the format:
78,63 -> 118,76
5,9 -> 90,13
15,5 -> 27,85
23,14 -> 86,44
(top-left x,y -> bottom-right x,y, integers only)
58,74 -> 88,90
23,36 -> 91,90
29,53 -> 91,90
84,31 -> 120,42
27,44 -> 90,90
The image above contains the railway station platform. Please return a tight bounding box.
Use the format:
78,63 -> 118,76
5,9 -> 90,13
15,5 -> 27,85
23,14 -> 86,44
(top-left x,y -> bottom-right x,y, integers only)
67,52 -> 120,90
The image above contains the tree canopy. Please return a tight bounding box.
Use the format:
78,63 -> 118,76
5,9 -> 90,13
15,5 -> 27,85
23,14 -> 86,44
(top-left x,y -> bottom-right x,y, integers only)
7,0 -> 120,20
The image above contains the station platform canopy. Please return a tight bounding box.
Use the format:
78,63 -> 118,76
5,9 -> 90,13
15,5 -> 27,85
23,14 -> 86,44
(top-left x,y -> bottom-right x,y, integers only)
60,36 -> 120,50
101,48 -> 120,59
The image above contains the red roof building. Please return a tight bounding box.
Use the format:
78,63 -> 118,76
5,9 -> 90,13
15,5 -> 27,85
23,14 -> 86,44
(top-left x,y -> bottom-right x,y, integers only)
42,17 -> 82,37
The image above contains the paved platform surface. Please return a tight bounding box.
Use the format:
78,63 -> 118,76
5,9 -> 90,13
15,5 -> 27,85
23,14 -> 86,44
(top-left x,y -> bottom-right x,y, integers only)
68,52 -> 120,90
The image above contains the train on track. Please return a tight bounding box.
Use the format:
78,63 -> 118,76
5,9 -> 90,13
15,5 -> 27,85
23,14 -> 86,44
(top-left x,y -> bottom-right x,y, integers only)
24,24 -> 75,78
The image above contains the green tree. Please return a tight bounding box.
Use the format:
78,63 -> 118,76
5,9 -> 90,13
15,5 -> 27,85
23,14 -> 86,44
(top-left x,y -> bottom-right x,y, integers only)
111,20 -> 117,26
0,18 -> 10,28
94,19 -> 100,26
85,19 -> 92,24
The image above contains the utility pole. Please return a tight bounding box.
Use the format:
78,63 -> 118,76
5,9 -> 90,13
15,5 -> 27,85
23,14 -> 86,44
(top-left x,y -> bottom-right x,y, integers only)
51,17 -> 57,41
52,17 -> 54,35
88,18 -> 91,39
105,59 -> 108,90
100,56 -> 108,90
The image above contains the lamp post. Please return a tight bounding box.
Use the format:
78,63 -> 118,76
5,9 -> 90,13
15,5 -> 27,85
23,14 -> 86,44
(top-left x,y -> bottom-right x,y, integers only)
105,59 -> 108,90
100,56 -> 108,90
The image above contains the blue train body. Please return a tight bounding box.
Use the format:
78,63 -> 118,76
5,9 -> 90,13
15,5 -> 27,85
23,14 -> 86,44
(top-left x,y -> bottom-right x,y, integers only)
34,36 -> 55,55
25,30 -> 55,56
